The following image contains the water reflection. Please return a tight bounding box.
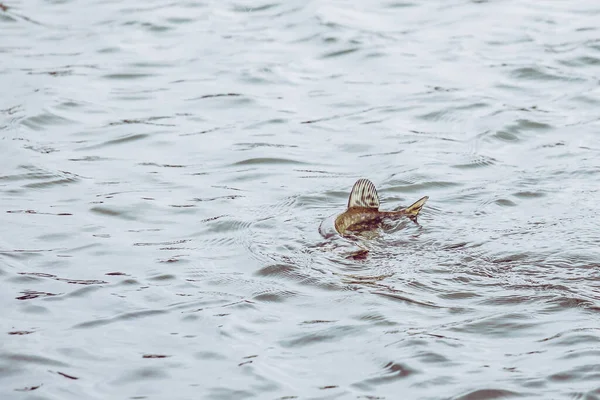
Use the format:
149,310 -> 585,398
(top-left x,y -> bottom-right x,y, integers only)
2,0 -> 600,399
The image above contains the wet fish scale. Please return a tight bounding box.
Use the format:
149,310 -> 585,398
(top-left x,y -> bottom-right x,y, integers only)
334,179 -> 428,235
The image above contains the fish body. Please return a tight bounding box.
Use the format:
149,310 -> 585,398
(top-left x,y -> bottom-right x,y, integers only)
334,179 -> 428,235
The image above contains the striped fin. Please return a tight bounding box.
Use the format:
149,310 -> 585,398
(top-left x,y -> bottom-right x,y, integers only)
404,196 -> 429,216
347,179 -> 380,209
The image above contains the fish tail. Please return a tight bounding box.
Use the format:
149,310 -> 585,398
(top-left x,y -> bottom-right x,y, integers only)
404,196 -> 429,216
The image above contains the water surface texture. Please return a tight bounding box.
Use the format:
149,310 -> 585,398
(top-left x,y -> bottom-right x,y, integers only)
2,0 -> 600,399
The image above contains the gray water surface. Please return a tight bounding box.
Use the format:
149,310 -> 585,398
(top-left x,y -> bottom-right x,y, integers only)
1,1 -> 600,399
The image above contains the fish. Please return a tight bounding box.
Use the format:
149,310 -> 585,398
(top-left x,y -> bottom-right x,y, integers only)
334,178 -> 429,235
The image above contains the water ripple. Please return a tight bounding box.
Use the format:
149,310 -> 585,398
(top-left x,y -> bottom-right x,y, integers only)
2,0 -> 600,399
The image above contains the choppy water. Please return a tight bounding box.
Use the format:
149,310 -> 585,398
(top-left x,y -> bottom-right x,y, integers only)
2,0 -> 600,399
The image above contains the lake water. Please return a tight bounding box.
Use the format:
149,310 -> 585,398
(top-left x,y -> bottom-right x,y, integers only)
1,1 -> 600,399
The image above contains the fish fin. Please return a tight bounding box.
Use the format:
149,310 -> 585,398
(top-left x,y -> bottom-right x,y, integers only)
404,196 -> 429,216
348,179 -> 380,209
